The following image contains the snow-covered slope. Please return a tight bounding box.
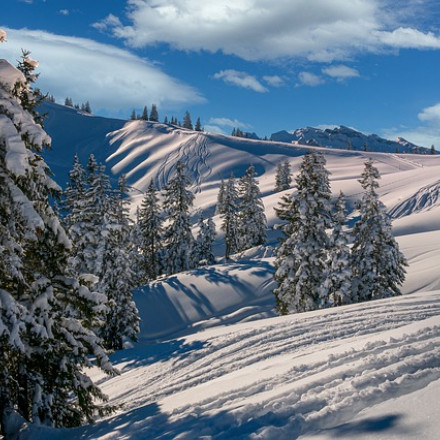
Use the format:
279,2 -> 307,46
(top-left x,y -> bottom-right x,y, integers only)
32,102 -> 440,439
23,291 -> 440,440
271,126 -> 426,154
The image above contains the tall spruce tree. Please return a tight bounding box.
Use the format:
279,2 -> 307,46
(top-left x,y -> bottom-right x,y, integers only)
192,214 -> 216,266
273,152 -> 332,314
99,175 -> 139,351
0,51 -> 114,435
275,160 -> 292,192
351,160 -> 407,301
195,117 -> 202,132
183,111 -> 193,130
162,161 -> 195,274
324,192 -> 354,306
138,180 -> 164,281
221,173 -> 240,259
237,165 -> 267,251
141,105 -> 148,121
149,104 -> 159,122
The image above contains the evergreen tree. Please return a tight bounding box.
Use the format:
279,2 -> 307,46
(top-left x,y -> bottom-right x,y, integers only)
431,145 -> 436,155
130,109 -> 136,120
138,180 -> 164,281
64,97 -> 73,107
99,175 -> 139,351
192,214 -> 216,266
237,165 -> 267,250
183,111 -> 193,129
216,179 -> 226,215
141,105 -> 148,121
195,117 -> 202,131
273,152 -> 332,314
351,160 -> 407,301
162,161 -> 195,274
149,104 -> 159,122
275,160 -> 292,192
83,101 -> 91,113
324,192 -> 354,306
221,173 -> 240,259
0,54 -> 114,434
164,115 -> 168,124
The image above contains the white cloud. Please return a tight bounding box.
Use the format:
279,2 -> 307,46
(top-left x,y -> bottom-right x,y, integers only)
297,72 -> 324,87
263,75 -> 285,87
213,70 -> 268,93
1,28 -> 205,117
322,65 -> 360,80
418,103 -> 440,125
94,0 -> 440,62
208,117 -> 252,129
59,9 -> 69,16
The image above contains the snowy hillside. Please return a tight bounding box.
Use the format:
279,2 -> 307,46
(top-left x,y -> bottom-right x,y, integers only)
271,125 -> 426,154
22,291 -> 440,440
31,102 -> 440,439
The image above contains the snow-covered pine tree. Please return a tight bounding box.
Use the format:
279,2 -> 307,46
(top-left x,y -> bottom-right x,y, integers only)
273,151 -> 332,314
221,173 -> 240,259
0,49 -> 114,434
324,192 -> 354,306
351,159 -> 407,301
275,160 -> 292,192
61,153 -> 86,229
162,161 -> 195,274
138,180 -> 164,281
183,111 -> 193,130
192,214 -> 216,266
237,164 -> 267,251
99,175 -> 139,351
216,179 -> 226,215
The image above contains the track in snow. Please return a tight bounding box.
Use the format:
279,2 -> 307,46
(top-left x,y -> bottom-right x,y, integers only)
57,291 -> 440,440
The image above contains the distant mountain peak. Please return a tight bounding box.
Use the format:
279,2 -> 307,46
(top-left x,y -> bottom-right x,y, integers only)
271,125 -> 425,154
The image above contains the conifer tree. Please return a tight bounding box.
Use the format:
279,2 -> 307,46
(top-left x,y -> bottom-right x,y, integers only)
273,152 -> 332,314
162,161 -> 195,274
0,51 -> 114,434
221,173 -> 240,259
216,179 -> 226,215
141,105 -> 148,121
195,117 -> 202,131
183,110 -> 193,129
99,175 -> 139,351
275,160 -> 292,192
149,104 -> 159,122
237,165 -> 267,250
138,180 -> 164,281
351,160 -> 407,301
324,192 -> 354,306
192,214 -> 216,266
130,109 -> 136,120
65,97 -> 73,107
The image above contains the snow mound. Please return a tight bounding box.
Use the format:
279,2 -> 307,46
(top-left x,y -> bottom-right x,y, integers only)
389,180 -> 440,219
135,259 -> 276,341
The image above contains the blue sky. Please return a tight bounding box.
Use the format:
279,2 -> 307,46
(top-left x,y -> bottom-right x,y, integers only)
2,0 -> 440,146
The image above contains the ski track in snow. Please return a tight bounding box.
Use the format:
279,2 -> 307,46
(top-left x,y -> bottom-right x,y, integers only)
64,292 -> 440,440
155,133 -> 212,193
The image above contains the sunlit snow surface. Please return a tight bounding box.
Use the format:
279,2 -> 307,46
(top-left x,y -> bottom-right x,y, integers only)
31,103 -> 440,439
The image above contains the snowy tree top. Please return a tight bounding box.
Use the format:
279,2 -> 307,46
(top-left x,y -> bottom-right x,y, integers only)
0,28 -> 6,43
0,59 -> 26,90
24,57 -> 39,69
